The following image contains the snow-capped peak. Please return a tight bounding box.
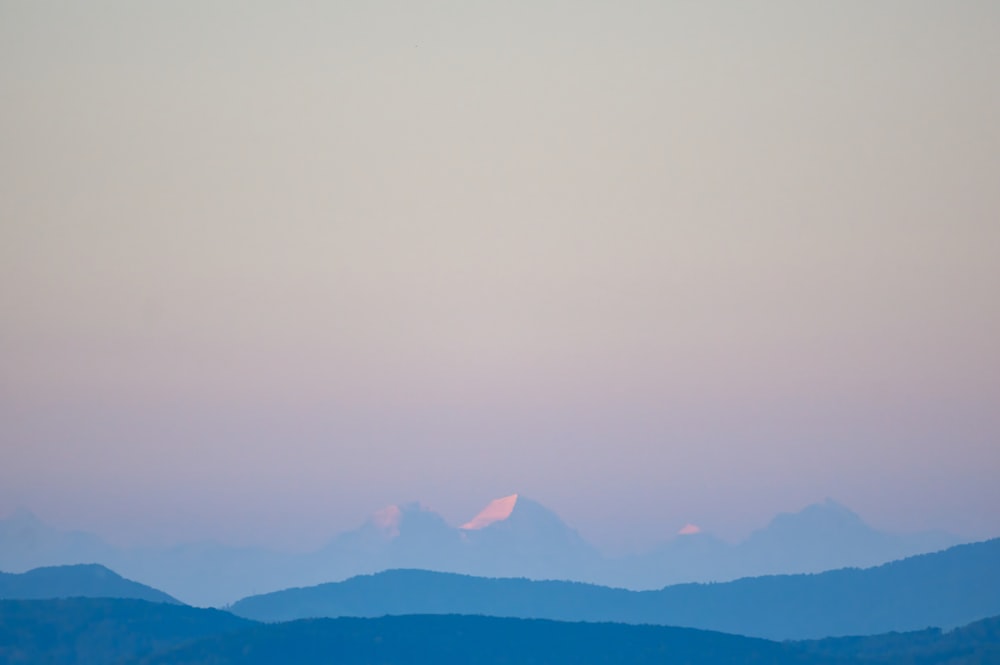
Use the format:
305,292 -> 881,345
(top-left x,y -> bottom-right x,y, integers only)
461,494 -> 518,530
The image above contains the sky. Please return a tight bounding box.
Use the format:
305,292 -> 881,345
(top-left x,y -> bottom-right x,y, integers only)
2,1 -> 999,554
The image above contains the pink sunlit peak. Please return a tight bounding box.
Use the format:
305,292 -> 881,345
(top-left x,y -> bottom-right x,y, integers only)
678,523 -> 702,535
372,504 -> 402,538
461,494 -> 519,530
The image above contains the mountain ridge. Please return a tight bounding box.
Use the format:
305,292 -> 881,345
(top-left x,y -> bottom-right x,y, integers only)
0,563 -> 181,605
0,498 -> 969,606
230,537 -> 1000,640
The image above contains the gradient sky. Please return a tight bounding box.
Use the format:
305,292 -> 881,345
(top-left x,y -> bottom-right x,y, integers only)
2,1 -> 999,554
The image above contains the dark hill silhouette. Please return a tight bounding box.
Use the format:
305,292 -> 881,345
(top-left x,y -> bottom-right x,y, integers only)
138,614 -> 832,665
0,563 -> 179,604
230,538 -> 1000,640
4,597 -> 1000,664
233,568 -> 634,622
794,614 -> 1000,664
0,597 -> 251,664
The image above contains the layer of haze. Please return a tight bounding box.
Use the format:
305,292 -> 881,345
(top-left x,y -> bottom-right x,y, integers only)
2,1 -> 999,554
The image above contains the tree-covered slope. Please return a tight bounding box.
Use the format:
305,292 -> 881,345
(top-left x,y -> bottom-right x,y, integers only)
0,598 -> 251,664
793,614 -> 1000,664
3,598 -> 1000,665
231,538 -> 1000,639
0,564 -> 179,604
136,614 -> 829,665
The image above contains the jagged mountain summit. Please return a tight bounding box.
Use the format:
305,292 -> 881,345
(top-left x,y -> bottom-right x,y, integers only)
300,495 -> 962,591
308,502 -> 464,581
461,494 -> 519,530
309,494 -> 599,583
738,497 -> 959,576
458,494 -> 602,580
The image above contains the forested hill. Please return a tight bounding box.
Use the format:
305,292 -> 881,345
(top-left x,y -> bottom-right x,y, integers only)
231,538 -> 1000,639
0,564 -> 179,604
0,597 -> 251,664
4,598 -> 1000,665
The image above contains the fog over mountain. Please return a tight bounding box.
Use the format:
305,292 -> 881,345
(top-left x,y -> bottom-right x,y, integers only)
0,496 -> 966,606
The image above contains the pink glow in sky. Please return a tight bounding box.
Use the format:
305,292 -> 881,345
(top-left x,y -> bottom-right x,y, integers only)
372,505 -> 402,538
678,524 -> 702,536
1,2 -> 999,553
461,494 -> 519,530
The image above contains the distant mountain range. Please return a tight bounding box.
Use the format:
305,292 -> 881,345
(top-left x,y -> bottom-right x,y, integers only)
0,496 -> 965,606
0,563 -> 179,605
0,509 -> 118,572
3,596 -> 1000,665
0,510 -> 315,607
230,538 -> 1000,640
604,498 -> 959,588
305,495 -> 602,584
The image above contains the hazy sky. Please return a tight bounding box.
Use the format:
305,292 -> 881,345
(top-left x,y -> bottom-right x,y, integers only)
2,1 -> 999,553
